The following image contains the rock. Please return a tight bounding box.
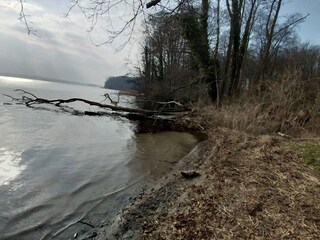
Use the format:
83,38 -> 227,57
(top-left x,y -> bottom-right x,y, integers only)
180,170 -> 201,179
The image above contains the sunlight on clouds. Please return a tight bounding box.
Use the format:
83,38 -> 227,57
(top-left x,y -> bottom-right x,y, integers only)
0,76 -> 38,84
0,1 -> 140,84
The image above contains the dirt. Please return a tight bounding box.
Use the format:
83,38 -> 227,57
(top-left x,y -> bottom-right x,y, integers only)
82,128 -> 320,239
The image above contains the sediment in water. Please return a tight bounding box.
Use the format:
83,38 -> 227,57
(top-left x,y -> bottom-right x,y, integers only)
82,128 -> 320,240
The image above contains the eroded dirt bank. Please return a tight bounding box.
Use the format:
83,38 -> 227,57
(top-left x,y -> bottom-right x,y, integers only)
86,128 -> 320,239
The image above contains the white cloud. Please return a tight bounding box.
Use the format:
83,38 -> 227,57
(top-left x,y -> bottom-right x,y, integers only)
0,1 -> 140,85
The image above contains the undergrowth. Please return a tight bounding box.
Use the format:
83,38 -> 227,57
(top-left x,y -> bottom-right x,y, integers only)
191,70 -> 320,136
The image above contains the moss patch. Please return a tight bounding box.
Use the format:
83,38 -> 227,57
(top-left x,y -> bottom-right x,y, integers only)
287,142 -> 320,170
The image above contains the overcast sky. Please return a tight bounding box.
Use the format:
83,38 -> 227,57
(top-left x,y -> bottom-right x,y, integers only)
0,0 -> 319,86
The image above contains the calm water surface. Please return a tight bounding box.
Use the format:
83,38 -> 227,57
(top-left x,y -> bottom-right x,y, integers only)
0,76 -> 198,239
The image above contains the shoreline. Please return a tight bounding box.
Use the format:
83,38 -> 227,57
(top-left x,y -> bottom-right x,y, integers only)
75,132 -> 206,240
80,127 -> 320,239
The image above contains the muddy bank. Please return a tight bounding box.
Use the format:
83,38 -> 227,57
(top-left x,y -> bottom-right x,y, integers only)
74,133 -> 205,240
133,117 -> 207,141
83,128 -> 320,240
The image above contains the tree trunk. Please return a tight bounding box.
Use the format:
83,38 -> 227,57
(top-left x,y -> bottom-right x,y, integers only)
233,0 -> 258,96
181,1 -> 218,101
254,0 -> 282,90
223,0 -> 243,99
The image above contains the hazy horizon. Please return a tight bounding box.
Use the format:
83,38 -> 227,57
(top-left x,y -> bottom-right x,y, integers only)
0,0 -> 319,86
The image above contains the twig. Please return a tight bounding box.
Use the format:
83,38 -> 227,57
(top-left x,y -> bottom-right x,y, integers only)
277,132 -> 292,139
157,101 -> 183,107
18,0 -> 39,36
3,94 -> 17,101
102,93 -> 119,106
14,89 -> 38,98
77,220 -> 95,228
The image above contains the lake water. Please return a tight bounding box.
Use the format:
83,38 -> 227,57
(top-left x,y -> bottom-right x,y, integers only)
0,76 -> 198,239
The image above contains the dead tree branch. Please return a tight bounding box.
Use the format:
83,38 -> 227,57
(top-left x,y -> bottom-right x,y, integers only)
17,0 -> 39,36
102,93 -> 120,106
4,89 -> 189,118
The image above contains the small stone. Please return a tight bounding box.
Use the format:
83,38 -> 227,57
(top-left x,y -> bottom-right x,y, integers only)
180,170 -> 201,179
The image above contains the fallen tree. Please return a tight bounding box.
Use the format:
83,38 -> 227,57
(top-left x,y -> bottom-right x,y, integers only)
3,89 -> 189,114
3,89 -> 197,134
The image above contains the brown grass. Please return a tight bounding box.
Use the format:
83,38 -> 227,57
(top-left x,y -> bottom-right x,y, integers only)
166,130 -> 320,239
110,128 -> 320,239
190,70 -> 320,136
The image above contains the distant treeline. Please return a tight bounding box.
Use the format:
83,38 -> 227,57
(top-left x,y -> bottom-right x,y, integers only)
104,76 -> 139,91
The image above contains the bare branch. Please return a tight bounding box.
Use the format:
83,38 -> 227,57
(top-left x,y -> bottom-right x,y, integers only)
102,93 -> 120,106
146,0 -> 161,9
14,88 -> 38,98
17,0 -> 39,36
274,13 -> 309,37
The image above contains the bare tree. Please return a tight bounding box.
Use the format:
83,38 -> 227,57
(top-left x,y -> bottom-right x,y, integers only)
16,0 -> 171,44
139,12 -> 195,100
222,0 -> 263,98
252,0 -> 309,89
15,0 -> 309,103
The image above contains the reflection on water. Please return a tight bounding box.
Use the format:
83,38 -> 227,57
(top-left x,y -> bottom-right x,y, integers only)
0,76 -> 198,240
0,148 -> 25,186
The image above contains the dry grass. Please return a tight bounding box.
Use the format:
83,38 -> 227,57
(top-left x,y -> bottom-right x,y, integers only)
121,128 -> 320,239
193,103 -> 274,134
190,71 -> 320,136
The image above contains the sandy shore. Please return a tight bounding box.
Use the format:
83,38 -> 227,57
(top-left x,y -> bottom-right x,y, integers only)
80,128 -> 320,239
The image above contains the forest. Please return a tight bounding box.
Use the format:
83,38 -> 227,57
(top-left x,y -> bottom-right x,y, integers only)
132,0 -> 320,134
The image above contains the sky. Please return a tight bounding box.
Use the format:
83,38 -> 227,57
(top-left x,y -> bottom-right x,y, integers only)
281,0 -> 320,44
0,0 -> 142,85
0,0 -> 319,86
